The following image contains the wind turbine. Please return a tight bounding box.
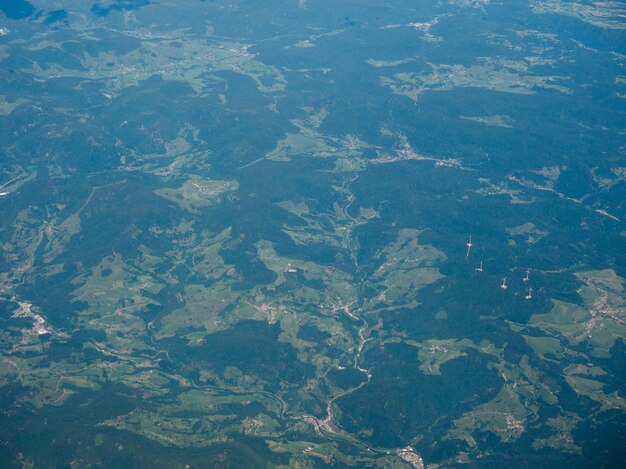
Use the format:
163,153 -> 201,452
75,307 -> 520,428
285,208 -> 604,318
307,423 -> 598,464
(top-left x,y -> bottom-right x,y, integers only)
465,235 -> 473,259
525,286 -> 533,300
501,277 -> 508,289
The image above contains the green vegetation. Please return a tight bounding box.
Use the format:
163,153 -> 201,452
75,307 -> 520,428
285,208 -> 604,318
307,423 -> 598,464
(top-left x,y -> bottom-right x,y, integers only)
530,0 -> 626,30
154,176 -> 238,213
0,0 -> 624,466
529,269 -> 626,357
380,58 -> 571,102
